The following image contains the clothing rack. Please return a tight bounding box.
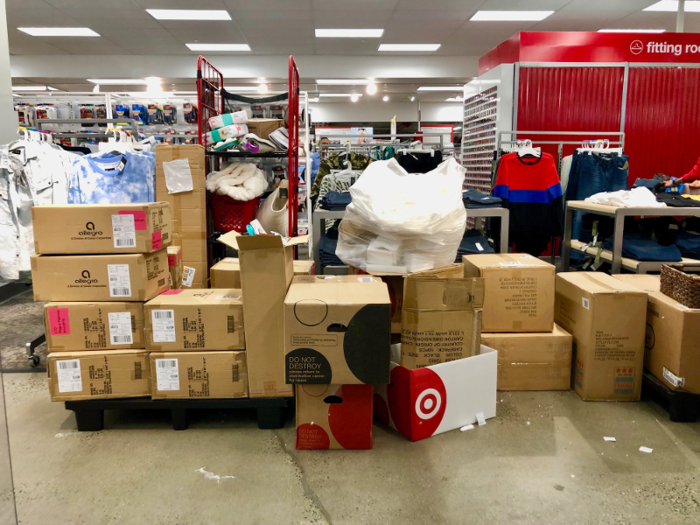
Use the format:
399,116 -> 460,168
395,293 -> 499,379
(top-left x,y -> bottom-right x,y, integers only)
36,117 -> 140,137
318,133 -> 446,152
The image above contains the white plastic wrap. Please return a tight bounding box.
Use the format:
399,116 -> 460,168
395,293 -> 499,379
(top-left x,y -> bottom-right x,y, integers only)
336,157 -> 467,273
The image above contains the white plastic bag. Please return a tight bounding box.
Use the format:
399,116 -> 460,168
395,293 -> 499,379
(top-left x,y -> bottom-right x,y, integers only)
336,158 -> 467,273
163,158 -> 194,194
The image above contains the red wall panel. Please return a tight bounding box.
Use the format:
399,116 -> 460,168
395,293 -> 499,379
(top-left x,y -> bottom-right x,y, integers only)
625,67 -> 700,182
517,67 -> 625,161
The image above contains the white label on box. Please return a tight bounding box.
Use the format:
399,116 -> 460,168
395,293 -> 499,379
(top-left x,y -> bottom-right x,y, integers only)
663,367 -> 685,388
357,277 -> 377,283
215,295 -> 241,300
151,309 -> 176,343
582,297 -> 590,310
475,243 -> 484,252
155,358 -> 180,391
499,262 -> 524,267
108,264 -> 131,298
108,312 -> 133,345
56,359 -> 82,393
182,266 -> 195,288
111,214 -> 136,249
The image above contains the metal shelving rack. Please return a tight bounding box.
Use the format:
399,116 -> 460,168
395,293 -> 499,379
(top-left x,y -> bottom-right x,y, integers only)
460,86 -> 497,192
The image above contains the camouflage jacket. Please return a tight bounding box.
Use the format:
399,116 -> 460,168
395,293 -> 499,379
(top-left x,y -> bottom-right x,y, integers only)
310,152 -> 372,199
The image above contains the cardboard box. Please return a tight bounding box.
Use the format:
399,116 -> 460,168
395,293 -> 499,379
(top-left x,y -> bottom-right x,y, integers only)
246,118 -> 284,140
31,251 -> 169,302
349,266 -> 405,334
463,254 -> 555,333
401,265 -> 484,369
167,246 -> 183,289
47,349 -> 150,401
32,202 -> 171,255
284,275 -> 391,384
481,324 -> 573,391
615,275 -> 700,395
218,232 -> 309,398
211,258 -> 315,288
375,345 -> 497,441
156,145 -> 207,288
150,351 -> 248,399
45,302 -> 145,351
555,273 -> 647,401
296,384 -> 373,450
144,289 -> 244,351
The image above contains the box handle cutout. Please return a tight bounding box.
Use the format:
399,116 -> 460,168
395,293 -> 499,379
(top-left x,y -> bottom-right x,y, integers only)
323,395 -> 343,404
327,323 -> 348,333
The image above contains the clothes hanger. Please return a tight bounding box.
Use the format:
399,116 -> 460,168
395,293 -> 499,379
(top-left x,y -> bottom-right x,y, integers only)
517,139 -> 541,158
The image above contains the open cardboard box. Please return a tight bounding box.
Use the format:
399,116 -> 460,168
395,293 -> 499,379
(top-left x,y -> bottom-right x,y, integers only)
375,344 -> 497,441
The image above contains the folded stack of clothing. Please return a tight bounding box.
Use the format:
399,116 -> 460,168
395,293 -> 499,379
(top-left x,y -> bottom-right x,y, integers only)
462,189 -> 502,209
675,231 -> 700,258
454,229 -> 494,262
601,232 -> 682,262
269,128 -> 289,151
656,193 -> 700,207
319,227 -> 345,268
318,191 -> 352,211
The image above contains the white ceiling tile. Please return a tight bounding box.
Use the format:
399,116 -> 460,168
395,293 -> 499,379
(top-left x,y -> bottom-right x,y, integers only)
560,0 -> 659,12
58,8 -> 154,20
313,40 -> 382,55
133,0 -> 227,7
312,13 -> 389,26
6,7 -> 79,26
91,26 -> 175,42
231,10 -> 312,21
115,38 -> 193,55
395,0 -> 482,10
381,19 -> 465,41
43,36 -> 133,55
6,0 -> 51,8
86,18 -> 165,30
311,0 -> 398,10
224,0 -> 312,11
8,30 -> 68,55
234,19 -> 314,33
479,0 -> 570,9
44,0 -> 137,8
156,21 -> 246,42
246,42 -> 316,55
390,10 -> 473,22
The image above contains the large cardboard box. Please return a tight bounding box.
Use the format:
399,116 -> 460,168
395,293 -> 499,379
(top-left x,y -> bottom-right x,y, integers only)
555,273 -> 647,401
463,254 -> 555,333
615,275 -> 700,395
45,302 -> 145,351
217,232 -> 309,398
401,265 -> 484,369
348,266 -> 405,334
211,257 -> 314,288
375,345 -> 497,441
150,351 -> 248,399
144,289 -> 244,351
167,246 -> 183,289
481,324 -> 573,391
247,118 -> 284,140
296,384 -> 373,450
31,251 -> 169,302
284,275 -> 391,384
156,145 -> 207,288
32,202 -> 171,255
47,349 -> 150,401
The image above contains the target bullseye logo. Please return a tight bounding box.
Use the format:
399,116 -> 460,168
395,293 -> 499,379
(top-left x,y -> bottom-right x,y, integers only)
415,388 -> 442,420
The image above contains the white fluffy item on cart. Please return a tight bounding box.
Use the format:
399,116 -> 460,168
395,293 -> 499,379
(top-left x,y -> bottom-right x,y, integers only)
206,162 -> 267,202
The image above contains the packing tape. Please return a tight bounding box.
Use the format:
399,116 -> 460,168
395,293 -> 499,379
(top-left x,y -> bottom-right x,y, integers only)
578,273 -> 618,292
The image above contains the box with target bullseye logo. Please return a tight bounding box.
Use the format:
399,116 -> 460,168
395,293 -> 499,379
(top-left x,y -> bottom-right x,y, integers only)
374,344 -> 497,441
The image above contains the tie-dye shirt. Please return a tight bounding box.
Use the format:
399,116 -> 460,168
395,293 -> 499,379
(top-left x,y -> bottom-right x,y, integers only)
68,151 -> 155,204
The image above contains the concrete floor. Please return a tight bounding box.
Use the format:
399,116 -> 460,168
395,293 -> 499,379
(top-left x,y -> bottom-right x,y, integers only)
1,290 -> 700,524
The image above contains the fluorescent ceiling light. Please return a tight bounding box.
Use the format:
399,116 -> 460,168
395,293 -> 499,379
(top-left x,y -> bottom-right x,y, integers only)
316,79 -> 372,85
147,9 -> 231,20
599,29 -> 666,33
12,85 -> 46,91
18,27 -> 100,37
319,93 -> 361,97
382,95 -> 389,102
470,11 -> 554,21
227,86 -> 263,92
379,44 -> 440,52
316,29 -> 383,38
88,79 -> 147,85
350,94 -> 360,102
258,84 -> 269,94
644,1 -> 700,12
186,43 -> 251,51
418,86 -> 463,92
410,96 -> 415,101
446,97 -> 464,102
366,83 -> 377,95
308,97 -> 320,102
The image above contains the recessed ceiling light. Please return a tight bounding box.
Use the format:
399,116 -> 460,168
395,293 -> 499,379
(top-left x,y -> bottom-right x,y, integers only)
644,1 -> 700,12
417,86 -> 463,92
258,84 -> 269,94
350,94 -> 360,102
470,11 -> 554,21
319,93 -> 361,97
12,85 -> 47,91
186,43 -> 251,51
410,96 -> 416,101
316,29 -> 384,38
18,27 -> 100,37
382,95 -> 389,102
87,79 -> 148,85
378,44 -> 440,52
316,79 -> 372,85
366,83 -> 377,95
598,29 -> 666,33
146,9 -> 231,20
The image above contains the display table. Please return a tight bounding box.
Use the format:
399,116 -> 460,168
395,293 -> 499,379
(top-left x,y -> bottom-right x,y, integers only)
312,207 -> 510,274
562,201 -> 700,274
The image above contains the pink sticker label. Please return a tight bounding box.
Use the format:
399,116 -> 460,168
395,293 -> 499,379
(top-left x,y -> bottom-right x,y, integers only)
118,210 -> 147,230
168,255 -> 176,266
48,308 -> 70,335
161,289 -> 184,295
152,230 -> 162,250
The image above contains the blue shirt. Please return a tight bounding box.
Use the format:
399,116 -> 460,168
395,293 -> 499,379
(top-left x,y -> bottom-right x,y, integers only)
68,151 -> 155,204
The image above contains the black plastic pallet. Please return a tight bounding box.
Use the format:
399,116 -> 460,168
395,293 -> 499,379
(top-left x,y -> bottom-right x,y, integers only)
642,371 -> 700,423
64,397 -> 290,431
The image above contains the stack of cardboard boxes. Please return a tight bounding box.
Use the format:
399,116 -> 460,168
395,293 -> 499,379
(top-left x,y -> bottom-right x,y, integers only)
30,203 -> 172,401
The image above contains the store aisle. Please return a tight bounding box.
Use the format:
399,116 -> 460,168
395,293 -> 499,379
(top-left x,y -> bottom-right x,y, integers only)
1,371 -> 699,524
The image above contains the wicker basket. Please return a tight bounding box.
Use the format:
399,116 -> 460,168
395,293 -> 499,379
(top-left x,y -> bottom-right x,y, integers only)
660,263 -> 700,309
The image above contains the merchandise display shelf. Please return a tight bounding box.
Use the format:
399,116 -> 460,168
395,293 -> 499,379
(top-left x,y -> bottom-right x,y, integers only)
562,200 -> 700,274
570,240 -> 700,274
206,150 -> 288,159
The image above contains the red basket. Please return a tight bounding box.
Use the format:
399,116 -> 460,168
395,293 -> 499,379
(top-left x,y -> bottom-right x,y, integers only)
210,194 -> 260,232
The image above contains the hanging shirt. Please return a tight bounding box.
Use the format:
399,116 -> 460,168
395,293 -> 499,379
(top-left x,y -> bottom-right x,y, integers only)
68,150 -> 155,204
395,150 -> 443,174
680,156 -> 700,183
